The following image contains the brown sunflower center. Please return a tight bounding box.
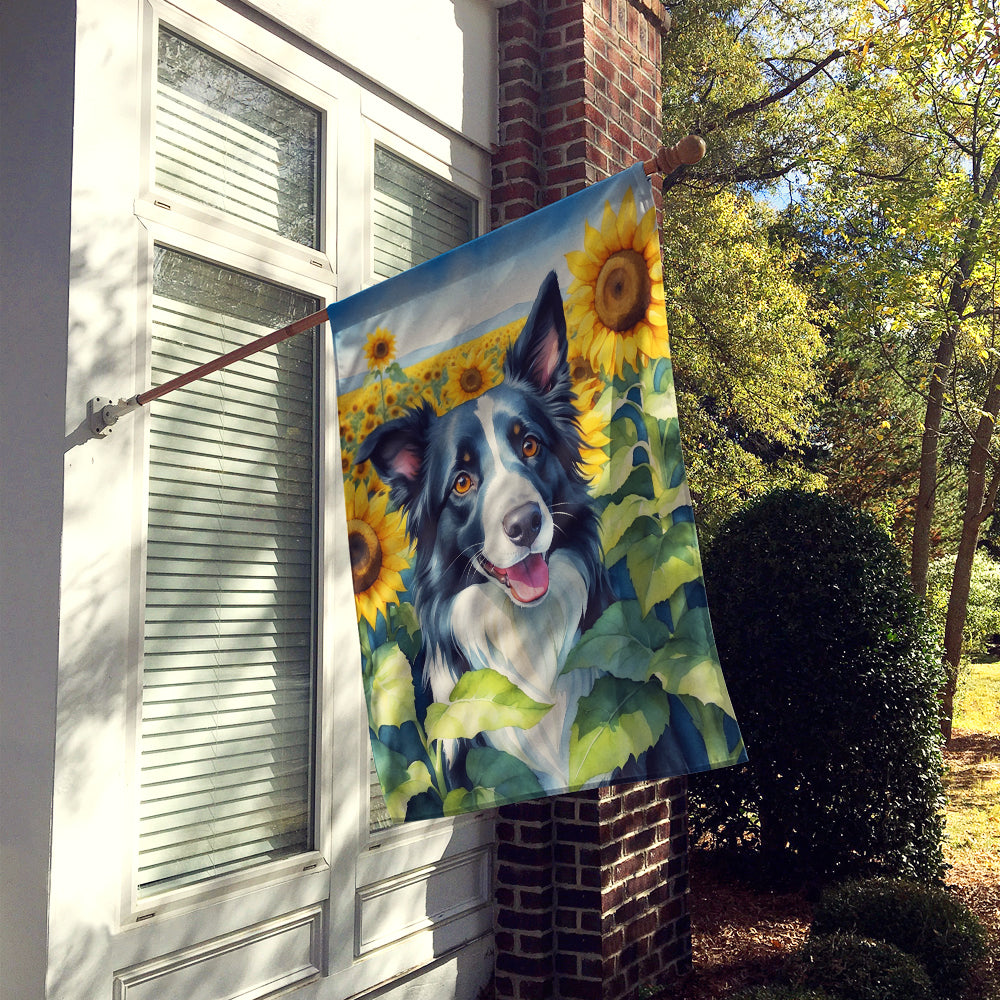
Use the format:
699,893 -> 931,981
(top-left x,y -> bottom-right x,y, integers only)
569,356 -> 597,382
348,518 -> 383,594
594,249 -> 651,333
372,339 -> 391,360
459,366 -> 484,394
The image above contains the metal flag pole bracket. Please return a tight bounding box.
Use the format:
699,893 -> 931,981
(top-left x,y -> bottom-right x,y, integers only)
88,395 -> 141,438
87,136 -> 703,440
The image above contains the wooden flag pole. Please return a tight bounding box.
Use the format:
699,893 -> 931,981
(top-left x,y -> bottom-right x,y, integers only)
88,138 -> 705,437
87,307 -> 330,437
643,134 -> 706,176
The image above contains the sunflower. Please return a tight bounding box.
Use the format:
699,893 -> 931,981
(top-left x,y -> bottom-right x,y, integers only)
573,377 -> 611,483
364,327 -> 396,371
441,340 -> 499,408
343,479 -> 412,629
565,186 -> 669,378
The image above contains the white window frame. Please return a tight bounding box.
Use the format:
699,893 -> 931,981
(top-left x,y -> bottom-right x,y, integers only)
124,0 -> 339,926
111,0 -> 496,992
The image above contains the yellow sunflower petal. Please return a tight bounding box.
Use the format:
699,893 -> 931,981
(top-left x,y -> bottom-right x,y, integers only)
583,219 -> 607,261
616,188 -> 637,248
600,200 -> 622,253
594,329 -> 616,376
647,301 -> 668,323
634,207 -> 656,252
566,249 -> 601,282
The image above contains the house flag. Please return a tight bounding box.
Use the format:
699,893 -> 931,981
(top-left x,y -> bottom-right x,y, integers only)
331,164 -> 746,822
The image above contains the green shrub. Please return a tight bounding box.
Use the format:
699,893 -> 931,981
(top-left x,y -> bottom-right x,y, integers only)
811,878 -> 988,999
792,933 -> 934,1000
692,489 -> 947,882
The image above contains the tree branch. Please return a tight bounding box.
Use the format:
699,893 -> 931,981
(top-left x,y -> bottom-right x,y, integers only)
705,49 -> 848,133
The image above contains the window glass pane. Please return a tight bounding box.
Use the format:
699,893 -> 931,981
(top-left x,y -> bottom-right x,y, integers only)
373,146 -> 477,279
139,246 -> 318,895
156,28 -> 320,248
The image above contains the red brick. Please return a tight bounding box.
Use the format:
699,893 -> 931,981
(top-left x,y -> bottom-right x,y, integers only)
520,886 -> 554,910
546,120 -> 589,147
556,952 -> 579,976
557,930 -> 603,955
520,931 -> 556,955
498,863 -> 552,888
496,952 -> 551,978
498,906 -> 552,932
560,979 -> 604,1000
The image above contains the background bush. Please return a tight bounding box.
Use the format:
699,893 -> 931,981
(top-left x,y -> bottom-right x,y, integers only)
691,488 -> 946,882
791,933 -> 934,1000
811,878 -> 988,999
927,550 -> 1000,659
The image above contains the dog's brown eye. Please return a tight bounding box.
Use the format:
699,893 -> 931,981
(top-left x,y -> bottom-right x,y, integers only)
521,435 -> 540,458
453,472 -> 473,495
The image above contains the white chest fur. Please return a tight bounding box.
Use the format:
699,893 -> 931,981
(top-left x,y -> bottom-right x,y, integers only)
436,550 -> 600,792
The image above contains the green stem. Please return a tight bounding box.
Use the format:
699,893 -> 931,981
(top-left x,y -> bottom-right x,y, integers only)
430,738 -> 448,798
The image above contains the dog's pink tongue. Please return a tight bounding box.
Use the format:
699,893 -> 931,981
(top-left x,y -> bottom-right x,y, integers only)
506,554 -> 549,603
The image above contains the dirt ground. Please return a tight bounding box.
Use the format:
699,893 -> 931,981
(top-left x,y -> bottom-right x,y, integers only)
673,733 -> 1000,999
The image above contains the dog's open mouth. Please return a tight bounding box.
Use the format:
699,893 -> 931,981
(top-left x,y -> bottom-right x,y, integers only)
480,552 -> 549,603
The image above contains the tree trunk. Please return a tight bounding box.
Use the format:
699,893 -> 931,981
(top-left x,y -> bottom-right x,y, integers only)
910,160 -> 1000,597
941,379 -> 1000,741
910,331 -> 955,598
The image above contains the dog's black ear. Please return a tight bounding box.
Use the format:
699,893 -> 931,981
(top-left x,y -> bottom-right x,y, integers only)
505,271 -> 568,394
355,404 -> 432,508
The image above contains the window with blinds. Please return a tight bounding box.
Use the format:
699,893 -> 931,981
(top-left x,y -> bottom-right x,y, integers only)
368,148 -> 478,832
138,29 -> 323,896
372,146 -> 478,280
139,249 -> 319,895
156,28 -> 320,249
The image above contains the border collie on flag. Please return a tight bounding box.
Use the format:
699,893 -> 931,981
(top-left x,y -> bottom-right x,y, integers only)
331,164 -> 746,822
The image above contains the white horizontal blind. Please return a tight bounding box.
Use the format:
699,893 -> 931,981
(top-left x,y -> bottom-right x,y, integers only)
156,27 -> 320,248
372,145 -> 478,280
367,149 -> 478,831
139,247 -> 318,895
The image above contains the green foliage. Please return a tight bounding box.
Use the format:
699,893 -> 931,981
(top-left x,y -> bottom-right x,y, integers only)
791,933 -> 934,1000
692,488 -> 947,882
927,550 -> 1000,659
568,675 -> 672,788
811,878 -> 988,999
662,187 -> 827,536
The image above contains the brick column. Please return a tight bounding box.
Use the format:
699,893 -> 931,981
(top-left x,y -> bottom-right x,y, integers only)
491,5 -> 691,999
493,0 -> 668,226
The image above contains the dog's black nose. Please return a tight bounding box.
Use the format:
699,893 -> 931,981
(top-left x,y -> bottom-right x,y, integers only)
503,502 -> 543,547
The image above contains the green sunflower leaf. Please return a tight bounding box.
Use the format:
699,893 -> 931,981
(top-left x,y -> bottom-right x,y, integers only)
371,740 -> 436,822
650,607 -> 734,716
465,745 -> 546,803
424,667 -> 552,742
677,694 -> 745,768
443,733 -> 553,818
561,599 -> 672,681
368,642 -> 418,731
443,785 -> 498,815
568,675 -> 671,789
626,518 -> 702,616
